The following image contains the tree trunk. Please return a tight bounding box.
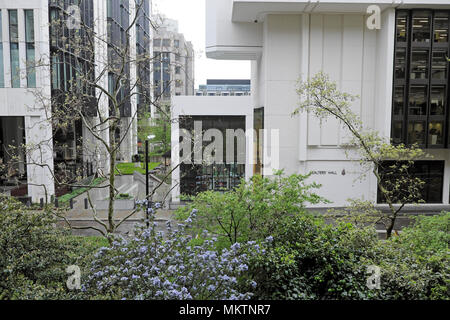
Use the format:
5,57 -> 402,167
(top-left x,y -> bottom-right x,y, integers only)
108,124 -> 116,235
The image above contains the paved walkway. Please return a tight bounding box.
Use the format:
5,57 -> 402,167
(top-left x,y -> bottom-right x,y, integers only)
57,208 -> 176,237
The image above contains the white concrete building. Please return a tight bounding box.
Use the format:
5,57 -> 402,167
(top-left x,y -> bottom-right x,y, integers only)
0,0 -> 150,202
172,0 -> 450,209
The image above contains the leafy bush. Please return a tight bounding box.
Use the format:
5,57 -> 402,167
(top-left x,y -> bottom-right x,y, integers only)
246,213 -> 449,300
246,214 -> 378,299
176,171 -> 326,247
83,210 -> 264,300
0,197 -> 83,299
373,212 -> 449,300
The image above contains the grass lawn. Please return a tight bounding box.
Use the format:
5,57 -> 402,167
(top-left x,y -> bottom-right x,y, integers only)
69,235 -> 110,250
58,177 -> 107,205
115,162 -> 160,175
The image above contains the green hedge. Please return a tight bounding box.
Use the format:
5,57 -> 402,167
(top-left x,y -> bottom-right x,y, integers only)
115,162 -> 159,175
57,177 -> 106,205
244,212 -> 449,300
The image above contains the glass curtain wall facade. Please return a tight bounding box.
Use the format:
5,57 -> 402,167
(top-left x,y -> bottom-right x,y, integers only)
135,0 -> 151,115
153,51 -> 171,99
377,160 -> 445,204
392,10 -> 450,148
389,9 -> 449,204
8,10 -> 19,88
179,116 -> 246,196
49,0 -> 96,194
24,10 -> 35,88
0,117 -> 27,197
107,0 -> 131,118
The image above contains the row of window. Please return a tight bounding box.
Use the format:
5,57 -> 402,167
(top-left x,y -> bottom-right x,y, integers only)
153,38 -> 180,48
107,0 -> 132,117
0,9 -> 36,88
179,116 -> 246,196
377,161 -> 446,204
195,92 -> 250,97
392,10 -> 450,148
49,1 -> 96,109
135,0 -> 152,113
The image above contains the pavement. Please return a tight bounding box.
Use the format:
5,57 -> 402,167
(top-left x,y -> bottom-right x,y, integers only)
57,208 -> 177,237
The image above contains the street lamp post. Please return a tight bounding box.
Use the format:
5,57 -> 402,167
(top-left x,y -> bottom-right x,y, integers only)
145,140 -> 149,228
145,135 -> 155,228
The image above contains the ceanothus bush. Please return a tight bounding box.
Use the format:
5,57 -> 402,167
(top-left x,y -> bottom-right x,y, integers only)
83,210 -> 265,300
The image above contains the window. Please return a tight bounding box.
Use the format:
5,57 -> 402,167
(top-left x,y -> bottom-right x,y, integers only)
377,161 -> 445,204
174,40 -> 180,48
0,10 -> 4,88
162,80 -> 171,98
162,38 -> 170,47
25,10 -> 36,88
175,66 -> 181,74
154,38 -> 161,47
9,10 -> 20,88
179,116 -> 246,196
392,10 -> 450,148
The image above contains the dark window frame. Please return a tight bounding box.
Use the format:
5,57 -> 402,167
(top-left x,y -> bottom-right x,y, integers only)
392,9 -> 450,148
377,160 -> 445,204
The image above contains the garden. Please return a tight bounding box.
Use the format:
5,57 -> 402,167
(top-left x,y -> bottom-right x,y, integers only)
0,171 -> 448,300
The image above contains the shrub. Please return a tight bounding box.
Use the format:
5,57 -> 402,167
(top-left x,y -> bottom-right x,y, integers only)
246,214 -> 379,300
371,212 -> 449,300
83,210 -> 264,300
246,212 -> 449,300
0,197 -> 83,299
176,171 -> 326,248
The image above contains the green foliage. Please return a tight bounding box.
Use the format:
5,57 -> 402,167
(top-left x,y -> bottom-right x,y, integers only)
57,177 -> 106,205
115,162 -> 159,175
114,193 -> 132,200
246,214 -> 378,299
176,171 -> 327,248
294,72 -> 430,238
138,111 -> 171,158
0,197 -> 82,299
375,212 -> 449,300
246,212 -> 449,300
396,212 -> 449,257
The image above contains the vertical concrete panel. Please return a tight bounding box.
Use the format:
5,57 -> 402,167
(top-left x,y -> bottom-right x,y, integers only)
321,15 -> 341,146
308,15 -> 323,146
263,15 -> 302,175
361,26 -> 377,130
340,14 -> 364,145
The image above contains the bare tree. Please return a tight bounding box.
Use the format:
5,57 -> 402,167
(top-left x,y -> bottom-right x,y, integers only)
0,1 -> 190,240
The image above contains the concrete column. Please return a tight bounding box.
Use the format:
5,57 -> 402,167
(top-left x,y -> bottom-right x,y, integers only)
171,113 -> 180,203
25,115 -> 55,202
262,14 -> 302,176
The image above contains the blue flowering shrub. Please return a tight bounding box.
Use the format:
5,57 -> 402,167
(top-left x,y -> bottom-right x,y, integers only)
83,210 -> 265,300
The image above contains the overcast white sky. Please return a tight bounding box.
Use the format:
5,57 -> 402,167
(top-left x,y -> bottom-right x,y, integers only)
153,0 -> 251,88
